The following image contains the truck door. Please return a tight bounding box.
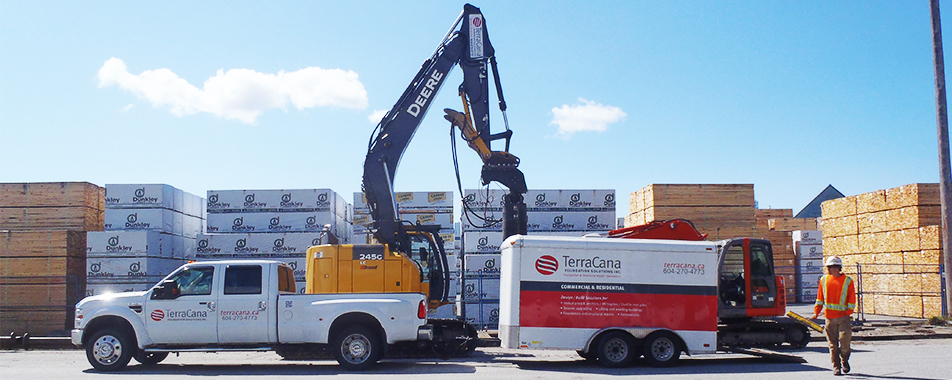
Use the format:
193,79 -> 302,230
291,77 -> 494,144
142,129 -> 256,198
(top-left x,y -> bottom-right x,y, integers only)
145,265 -> 218,344
217,264 -> 272,344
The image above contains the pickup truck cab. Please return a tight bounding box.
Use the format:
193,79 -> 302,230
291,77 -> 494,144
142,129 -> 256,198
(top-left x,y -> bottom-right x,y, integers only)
72,260 -> 430,371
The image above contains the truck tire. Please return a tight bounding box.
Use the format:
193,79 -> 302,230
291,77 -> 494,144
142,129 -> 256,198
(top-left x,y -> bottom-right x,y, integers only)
134,351 -> 169,366
642,331 -> 681,367
333,325 -> 383,371
596,331 -> 636,368
86,328 -> 134,371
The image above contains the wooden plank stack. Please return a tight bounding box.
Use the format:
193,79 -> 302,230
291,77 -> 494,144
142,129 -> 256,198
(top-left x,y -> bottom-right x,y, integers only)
821,183 -> 943,318
754,209 -> 796,304
627,184 -> 756,240
0,182 -> 103,336
753,209 -> 818,304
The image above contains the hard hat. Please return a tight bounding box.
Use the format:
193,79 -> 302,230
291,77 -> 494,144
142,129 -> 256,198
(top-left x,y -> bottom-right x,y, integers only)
825,256 -> 843,267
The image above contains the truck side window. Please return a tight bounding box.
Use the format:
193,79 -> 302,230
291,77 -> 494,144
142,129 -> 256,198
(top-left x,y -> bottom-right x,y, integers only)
172,267 -> 215,296
277,265 -> 296,293
224,265 -> 262,295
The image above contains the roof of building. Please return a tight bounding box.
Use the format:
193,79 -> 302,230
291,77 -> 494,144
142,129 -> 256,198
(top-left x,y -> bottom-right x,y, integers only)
795,185 -> 845,218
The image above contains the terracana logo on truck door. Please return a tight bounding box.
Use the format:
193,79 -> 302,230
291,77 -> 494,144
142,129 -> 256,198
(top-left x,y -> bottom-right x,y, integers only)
151,309 -> 165,321
535,255 -> 559,275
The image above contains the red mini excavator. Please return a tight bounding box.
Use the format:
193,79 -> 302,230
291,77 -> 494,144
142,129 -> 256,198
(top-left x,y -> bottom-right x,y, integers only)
603,219 -> 809,349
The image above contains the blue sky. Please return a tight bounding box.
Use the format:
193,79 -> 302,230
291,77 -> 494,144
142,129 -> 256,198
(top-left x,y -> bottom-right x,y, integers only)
0,1 -> 946,217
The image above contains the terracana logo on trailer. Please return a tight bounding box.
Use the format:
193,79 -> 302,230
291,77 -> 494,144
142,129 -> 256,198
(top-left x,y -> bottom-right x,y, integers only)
535,255 -> 559,275
133,187 -> 158,204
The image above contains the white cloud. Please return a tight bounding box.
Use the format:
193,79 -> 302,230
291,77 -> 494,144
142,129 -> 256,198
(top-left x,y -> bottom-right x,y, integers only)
120,104 -> 134,112
96,57 -> 368,124
550,98 -> 626,138
368,109 -> 388,124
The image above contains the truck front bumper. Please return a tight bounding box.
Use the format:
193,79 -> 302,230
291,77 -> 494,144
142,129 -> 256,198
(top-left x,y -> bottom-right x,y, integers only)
71,329 -> 83,346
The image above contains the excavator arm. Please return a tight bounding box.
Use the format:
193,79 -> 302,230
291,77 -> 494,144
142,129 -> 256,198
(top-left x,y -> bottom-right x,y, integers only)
362,3 -> 527,263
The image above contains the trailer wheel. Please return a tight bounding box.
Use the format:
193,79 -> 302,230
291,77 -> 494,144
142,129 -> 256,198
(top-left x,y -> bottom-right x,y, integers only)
642,331 -> 681,367
596,331 -> 636,368
333,325 -> 383,370
785,324 -> 810,348
86,328 -> 133,371
134,351 -> 168,366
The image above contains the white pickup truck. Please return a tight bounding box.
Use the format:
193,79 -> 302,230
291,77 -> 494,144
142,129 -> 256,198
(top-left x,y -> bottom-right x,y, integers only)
72,260 -> 431,371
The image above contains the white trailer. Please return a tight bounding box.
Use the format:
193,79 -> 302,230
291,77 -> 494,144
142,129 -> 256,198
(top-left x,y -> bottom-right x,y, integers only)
498,235 -> 719,367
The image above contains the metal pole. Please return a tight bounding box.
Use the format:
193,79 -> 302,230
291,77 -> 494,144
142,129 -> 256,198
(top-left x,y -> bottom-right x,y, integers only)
931,0 -> 952,318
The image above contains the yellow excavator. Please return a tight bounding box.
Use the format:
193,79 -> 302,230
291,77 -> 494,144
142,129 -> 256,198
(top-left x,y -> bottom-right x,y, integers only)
303,4 -> 526,356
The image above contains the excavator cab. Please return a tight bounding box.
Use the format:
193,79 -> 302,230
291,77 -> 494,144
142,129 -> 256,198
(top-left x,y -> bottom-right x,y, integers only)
405,229 -> 450,309
716,238 -> 785,319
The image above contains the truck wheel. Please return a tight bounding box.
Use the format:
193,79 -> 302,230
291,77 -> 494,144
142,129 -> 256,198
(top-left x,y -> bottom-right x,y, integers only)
642,331 -> 681,367
785,325 -> 810,348
86,328 -> 133,371
596,331 -> 636,368
134,351 -> 169,366
333,325 -> 383,371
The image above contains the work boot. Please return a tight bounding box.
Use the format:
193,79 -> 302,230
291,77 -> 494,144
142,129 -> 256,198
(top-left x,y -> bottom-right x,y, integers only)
833,367 -> 842,376
843,359 -> 850,374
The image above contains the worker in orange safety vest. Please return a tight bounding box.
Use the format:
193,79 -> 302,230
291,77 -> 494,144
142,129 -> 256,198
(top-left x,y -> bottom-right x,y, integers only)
810,255 -> 856,376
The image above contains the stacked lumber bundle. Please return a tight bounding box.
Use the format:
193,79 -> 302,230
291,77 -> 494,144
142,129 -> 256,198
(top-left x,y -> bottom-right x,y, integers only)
0,182 -> 104,230
821,183 -> 943,318
753,210 -> 819,304
0,182 -> 103,336
627,184 -> 755,240
1,231 -> 86,335
754,209 -> 797,304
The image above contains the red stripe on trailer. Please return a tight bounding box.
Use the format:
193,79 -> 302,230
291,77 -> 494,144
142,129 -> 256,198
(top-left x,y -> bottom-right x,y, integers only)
519,290 -> 717,332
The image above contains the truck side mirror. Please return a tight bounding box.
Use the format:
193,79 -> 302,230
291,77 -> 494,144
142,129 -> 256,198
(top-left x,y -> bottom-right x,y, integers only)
151,280 -> 181,300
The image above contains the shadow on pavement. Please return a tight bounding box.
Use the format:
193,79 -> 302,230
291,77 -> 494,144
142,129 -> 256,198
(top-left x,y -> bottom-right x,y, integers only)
504,356 -> 830,376
82,360 -> 477,376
